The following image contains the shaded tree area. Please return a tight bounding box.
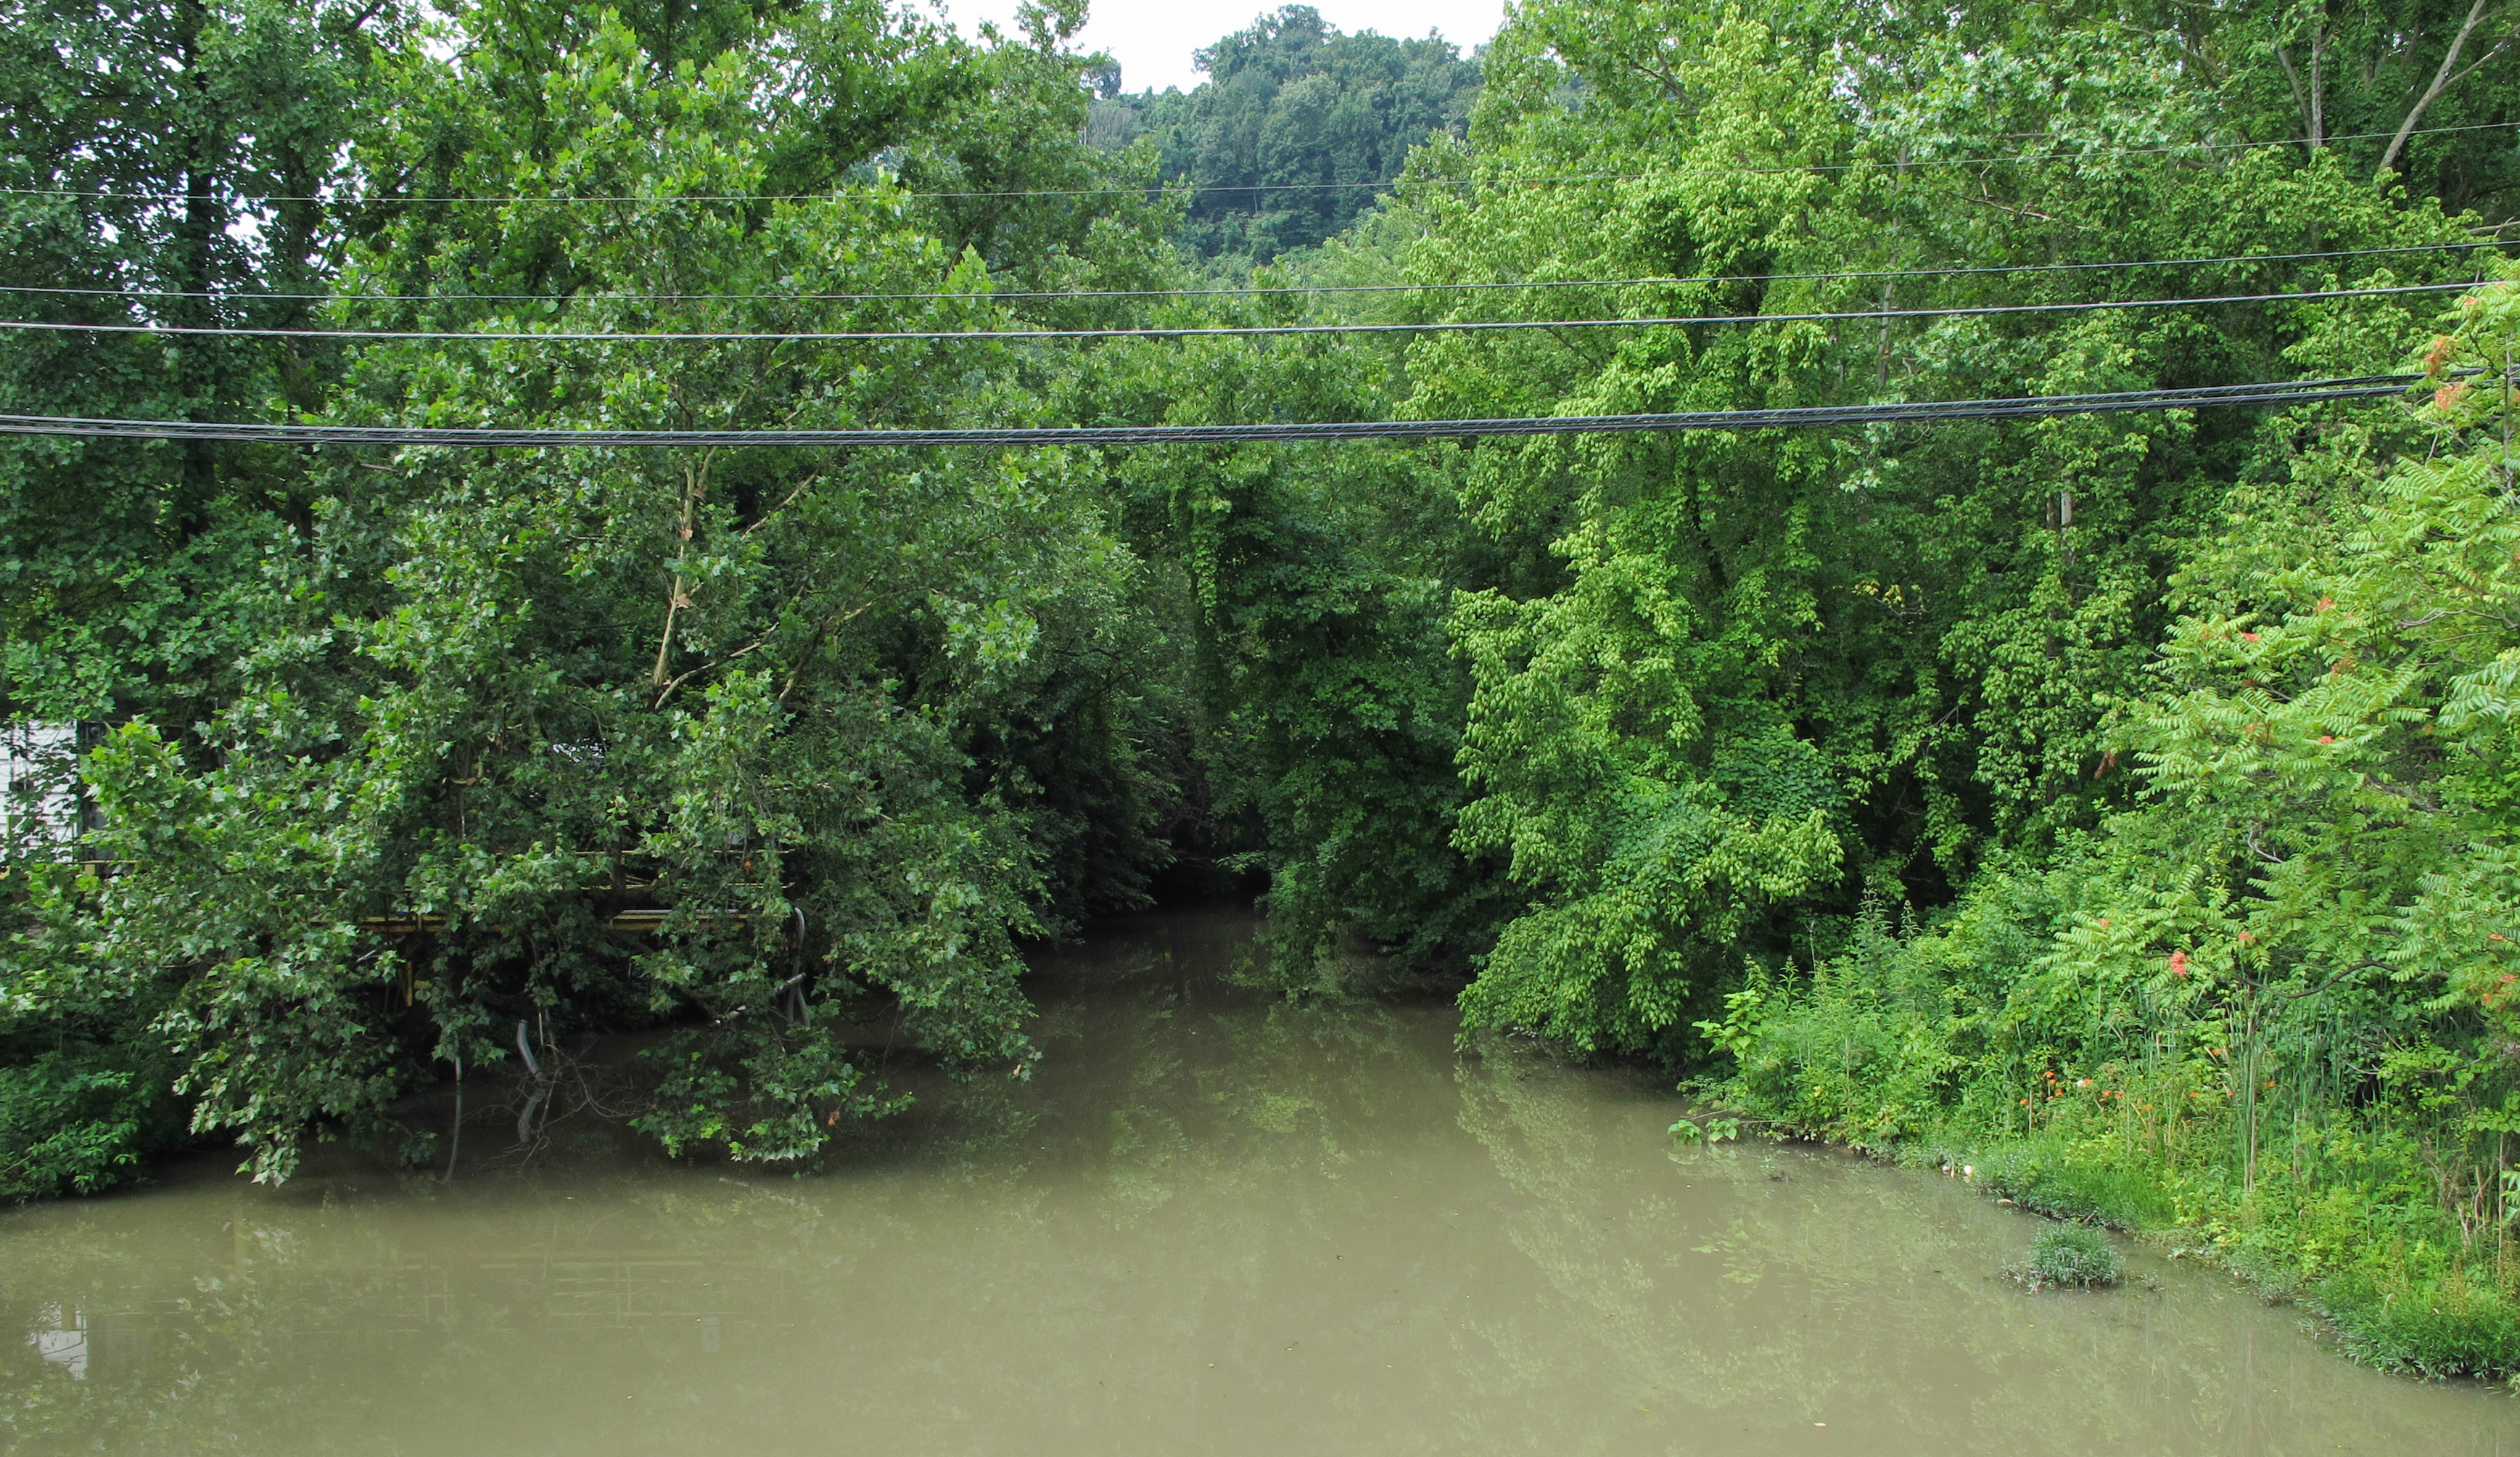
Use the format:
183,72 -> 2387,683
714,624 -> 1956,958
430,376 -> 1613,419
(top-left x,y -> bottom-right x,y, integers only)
2142,0 -> 2520,222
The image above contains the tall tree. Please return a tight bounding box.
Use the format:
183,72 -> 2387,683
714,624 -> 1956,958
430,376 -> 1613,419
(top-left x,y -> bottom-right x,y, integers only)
0,0 -> 412,1197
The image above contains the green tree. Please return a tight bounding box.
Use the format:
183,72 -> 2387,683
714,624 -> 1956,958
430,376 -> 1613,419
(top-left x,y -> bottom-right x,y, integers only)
1377,1 -> 2484,1054
0,0 -> 414,1197
1092,5 -> 1483,261
1,0 -> 1182,1185
1698,273 -> 2520,1374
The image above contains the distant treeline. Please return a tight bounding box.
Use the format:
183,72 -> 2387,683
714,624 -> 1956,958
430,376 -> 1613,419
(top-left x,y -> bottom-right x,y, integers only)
1084,5 -> 1481,260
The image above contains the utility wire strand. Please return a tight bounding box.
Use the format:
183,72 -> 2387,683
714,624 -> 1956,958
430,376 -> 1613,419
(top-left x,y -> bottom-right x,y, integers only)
3,122 -> 2509,206
0,282 -> 2476,344
0,240 -> 2503,307
0,375 -> 2425,448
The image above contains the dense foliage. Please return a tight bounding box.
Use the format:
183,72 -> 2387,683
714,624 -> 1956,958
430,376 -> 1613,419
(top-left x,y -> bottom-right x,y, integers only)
2,0 -> 1187,1186
4,0 -> 2520,1381
1084,5 -> 1481,260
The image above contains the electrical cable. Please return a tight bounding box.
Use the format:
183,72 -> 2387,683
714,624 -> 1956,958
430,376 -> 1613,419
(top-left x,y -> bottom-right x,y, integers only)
0,282 -> 2476,345
3,122 -> 2508,207
0,374 -> 2428,449
0,240 -> 2501,307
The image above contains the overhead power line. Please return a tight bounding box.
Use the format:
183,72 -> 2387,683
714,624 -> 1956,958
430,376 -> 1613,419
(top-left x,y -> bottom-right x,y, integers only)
0,282 -> 2475,345
0,241 -> 2500,308
1,122 -> 2507,207
0,375 -> 2424,449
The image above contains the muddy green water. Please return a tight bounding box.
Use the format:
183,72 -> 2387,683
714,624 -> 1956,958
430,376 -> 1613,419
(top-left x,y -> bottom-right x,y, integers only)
4,911 -> 2515,1454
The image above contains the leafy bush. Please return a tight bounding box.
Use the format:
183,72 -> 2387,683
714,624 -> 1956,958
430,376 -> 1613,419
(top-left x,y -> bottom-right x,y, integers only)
0,1043 -> 188,1202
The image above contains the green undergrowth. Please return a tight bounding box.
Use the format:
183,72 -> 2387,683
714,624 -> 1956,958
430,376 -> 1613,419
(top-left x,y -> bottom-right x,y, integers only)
1712,1091 -> 2520,1379
0,1038 -> 189,1202
1710,1009 -> 2520,1382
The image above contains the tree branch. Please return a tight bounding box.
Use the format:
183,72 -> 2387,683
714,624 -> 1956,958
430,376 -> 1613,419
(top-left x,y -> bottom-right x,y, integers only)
651,634 -> 773,710
2282,959 -> 2389,998
741,467 -> 829,537
2380,0 -> 2497,175
2276,44 -> 2310,152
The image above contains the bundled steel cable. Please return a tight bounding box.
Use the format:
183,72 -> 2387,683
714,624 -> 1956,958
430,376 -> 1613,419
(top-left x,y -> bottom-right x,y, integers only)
0,374 -> 2426,450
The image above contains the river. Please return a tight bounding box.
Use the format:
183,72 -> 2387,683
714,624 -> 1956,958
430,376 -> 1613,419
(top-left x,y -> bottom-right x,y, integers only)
3,908 -> 2513,1453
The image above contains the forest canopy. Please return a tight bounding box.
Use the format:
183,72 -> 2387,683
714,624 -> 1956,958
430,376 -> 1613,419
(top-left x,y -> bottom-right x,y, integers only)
1084,4 -> 1483,260
4,0 -> 2520,1378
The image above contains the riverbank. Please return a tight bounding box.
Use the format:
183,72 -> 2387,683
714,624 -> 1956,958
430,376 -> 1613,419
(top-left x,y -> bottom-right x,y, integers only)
1699,1060 -> 2520,1383
1964,1133 -> 2511,1382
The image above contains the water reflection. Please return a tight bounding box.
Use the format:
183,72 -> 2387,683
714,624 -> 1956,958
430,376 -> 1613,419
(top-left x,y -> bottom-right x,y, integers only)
28,1305 -> 84,1380
2,910 -> 2513,1455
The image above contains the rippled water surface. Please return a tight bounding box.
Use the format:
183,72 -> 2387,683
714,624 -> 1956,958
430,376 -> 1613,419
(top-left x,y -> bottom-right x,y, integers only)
4,910 -> 2516,1454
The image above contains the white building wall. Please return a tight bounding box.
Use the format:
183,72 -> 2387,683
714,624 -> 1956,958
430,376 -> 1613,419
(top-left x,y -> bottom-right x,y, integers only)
1,721 -> 82,863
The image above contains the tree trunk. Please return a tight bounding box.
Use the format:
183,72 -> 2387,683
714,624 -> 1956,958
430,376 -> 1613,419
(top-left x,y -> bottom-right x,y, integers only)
173,0 -> 220,507
2276,10 -> 2328,152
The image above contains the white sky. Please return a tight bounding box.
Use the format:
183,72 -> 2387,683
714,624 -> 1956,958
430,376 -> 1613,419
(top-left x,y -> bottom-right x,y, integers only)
935,0 -> 1508,94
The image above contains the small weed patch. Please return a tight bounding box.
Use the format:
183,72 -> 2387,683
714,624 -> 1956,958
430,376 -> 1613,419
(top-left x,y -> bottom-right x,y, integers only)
2012,1223 -> 2122,1292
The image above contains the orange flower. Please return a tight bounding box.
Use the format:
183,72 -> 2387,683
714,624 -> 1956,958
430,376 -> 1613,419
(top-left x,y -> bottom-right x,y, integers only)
2319,735 -> 2335,744
2424,335 -> 2457,373
2436,381 -> 2469,411
2170,949 -> 2189,977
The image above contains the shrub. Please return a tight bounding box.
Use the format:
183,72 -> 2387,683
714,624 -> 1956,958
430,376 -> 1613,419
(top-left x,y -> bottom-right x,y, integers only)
0,1043 -> 188,1201
2014,1222 -> 2123,1291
